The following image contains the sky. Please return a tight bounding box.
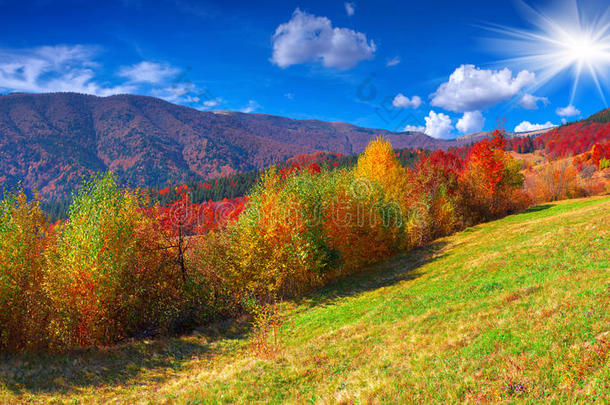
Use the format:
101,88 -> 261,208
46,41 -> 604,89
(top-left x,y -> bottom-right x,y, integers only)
0,0 -> 609,138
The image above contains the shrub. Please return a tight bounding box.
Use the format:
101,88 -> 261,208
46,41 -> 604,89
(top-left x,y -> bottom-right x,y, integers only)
405,151 -> 463,243
354,137 -> 409,207
45,173 -> 183,348
0,190 -> 50,351
458,132 -> 526,223
185,228 -> 241,322
524,160 -> 582,203
220,168 -> 334,303
322,172 -> 404,273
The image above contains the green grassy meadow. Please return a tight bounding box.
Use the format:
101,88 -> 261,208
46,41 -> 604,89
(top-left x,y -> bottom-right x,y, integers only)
1,196 -> 608,403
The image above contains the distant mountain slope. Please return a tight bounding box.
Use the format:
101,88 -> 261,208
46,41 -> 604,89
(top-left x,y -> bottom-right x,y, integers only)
582,108 -> 610,124
456,127 -> 554,144
533,120 -> 610,158
0,93 -> 460,198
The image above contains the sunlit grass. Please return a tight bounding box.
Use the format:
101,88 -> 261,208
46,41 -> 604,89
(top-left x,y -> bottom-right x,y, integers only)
1,196 -> 608,403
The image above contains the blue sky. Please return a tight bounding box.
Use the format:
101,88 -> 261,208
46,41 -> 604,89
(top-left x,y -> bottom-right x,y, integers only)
0,0 -> 608,138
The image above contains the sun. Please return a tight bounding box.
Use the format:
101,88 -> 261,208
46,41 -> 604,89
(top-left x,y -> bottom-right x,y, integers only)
485,0 -> 610,106
566,33 -> 602,63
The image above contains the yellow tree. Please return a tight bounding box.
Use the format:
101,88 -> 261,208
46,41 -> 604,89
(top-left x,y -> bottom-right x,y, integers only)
354,137 -> 408,205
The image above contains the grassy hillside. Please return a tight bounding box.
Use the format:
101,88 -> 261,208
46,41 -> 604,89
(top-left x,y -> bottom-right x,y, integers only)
1,196 -> 608,403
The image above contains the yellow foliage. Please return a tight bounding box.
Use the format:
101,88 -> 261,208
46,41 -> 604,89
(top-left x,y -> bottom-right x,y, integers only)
354,137 -> 408,205
0,190 -> 50,351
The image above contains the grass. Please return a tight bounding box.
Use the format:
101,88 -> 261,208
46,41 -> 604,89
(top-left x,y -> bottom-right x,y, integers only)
1,196 -> 609,403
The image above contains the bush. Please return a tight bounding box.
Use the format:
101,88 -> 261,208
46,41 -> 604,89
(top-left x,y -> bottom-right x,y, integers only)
45,173 -> 183,348
192,163 -> 406,306
524,160 -> 583,203
322,171 -> 403,274
404,151 -> 463,244
458,132 -> 527,223
354,137 -> 409,209
0,190 -> 50,351
220,168 -> 335,303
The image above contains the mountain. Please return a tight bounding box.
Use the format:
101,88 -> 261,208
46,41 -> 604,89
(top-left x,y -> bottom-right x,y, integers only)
532,111 -> 610,158
581,108 -> 610,124
456,127 -> 554,144
0,92 -> 466,198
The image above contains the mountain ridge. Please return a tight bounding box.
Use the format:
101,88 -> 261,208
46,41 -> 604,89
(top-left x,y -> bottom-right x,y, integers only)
0,92 -> 544,198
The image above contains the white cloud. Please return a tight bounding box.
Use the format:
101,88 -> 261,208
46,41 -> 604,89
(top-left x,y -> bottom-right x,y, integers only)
118,61 -> 179,84
424,110 -> 454,139
514,121 -> 555,132
199,97 -> 223,109
284,92 -> 294,99
0,45 -> 133,96
241,100 -> 261,113
518,93 -> 549,110
149,80 -> 219,110
386,56 -> 400,67
344,2 -> 355,16
556,104 -> 580,117
456,111 -> 485,134
404,125 -> 425,132
430,64 -> 536,113
392,93 -> 421,109
271,9 -> 376,70
0,44 -> 228,112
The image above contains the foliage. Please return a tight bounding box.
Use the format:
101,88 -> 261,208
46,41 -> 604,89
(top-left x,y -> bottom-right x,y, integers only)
524,160 -> 586,203
354,137 -> 409,206
45,173 -> 183,348
221,168 -> 336,303
458,131 -> 527,224
405,150 -> 463,243
534,122 -> 610,158
0,190 -> 50,351
322,173 -> 404,273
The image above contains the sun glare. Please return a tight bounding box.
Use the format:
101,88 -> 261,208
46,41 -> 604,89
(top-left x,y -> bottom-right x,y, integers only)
486,0 -> 610,106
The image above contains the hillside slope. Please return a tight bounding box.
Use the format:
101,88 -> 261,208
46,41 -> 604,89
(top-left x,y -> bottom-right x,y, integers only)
1,196 -> 608,403
0,92 -> 455,198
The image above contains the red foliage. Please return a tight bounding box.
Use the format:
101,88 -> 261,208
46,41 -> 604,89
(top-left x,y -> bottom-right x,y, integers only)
285,152 -> 343,170
508,136 -> 535,154
152,193 -> 247,237
175,184 -> 189,194
535,122 -> 610,158
591,143 -> 610,167
279,159 -> 324,179
573,142 -> 610,169
467,138 -> 505,194
424,150 -> 465,176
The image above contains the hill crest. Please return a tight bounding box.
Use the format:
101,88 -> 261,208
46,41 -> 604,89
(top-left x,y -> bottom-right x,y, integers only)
0,92 -> 456,197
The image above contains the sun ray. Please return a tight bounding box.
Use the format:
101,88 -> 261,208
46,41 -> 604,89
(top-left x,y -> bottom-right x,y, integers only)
570,61 -> 582,104
587,63 -> 608,106
484,0 -> 610,106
